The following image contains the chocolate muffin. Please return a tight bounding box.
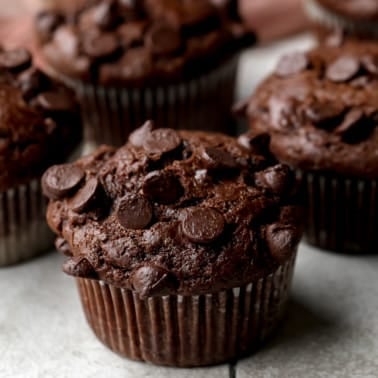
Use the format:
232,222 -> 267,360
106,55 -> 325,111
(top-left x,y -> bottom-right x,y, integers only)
0,46 -> 81,266
43,123 -> 302,366
242,38 -> 378,253
36,0 -> 254,149
304,0 -> 378,40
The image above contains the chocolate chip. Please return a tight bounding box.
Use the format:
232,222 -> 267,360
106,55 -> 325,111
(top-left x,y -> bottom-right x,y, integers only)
55,237 -> 72,257
266,223 -> 299,262
202,147 -> 238,171
326,56 -> 360,82
35,91 -> 76,112
18,68 -> 47,100
238,133 -> 270,156
275,52 -> 309,77
142,170 -> 183,204
334,109 -> 364,136
146,23 -> 182,56
132,265 -> 176,298
181,207 -> 224,244
255,164 -> 293,195
36,11 -> 63,42
117,196 -> 153,230
305,101 -> 344,128
361,55 -> 378,75
143,128 -> 182,155
93,1 -> 119,30
0,49 -> 31,72
82,32 -> 120,59
118,21 -> 147,47
63,257 -> 97,278
42,164 -> 85,200
70,178 -> 102,213
129,120 -> 154,147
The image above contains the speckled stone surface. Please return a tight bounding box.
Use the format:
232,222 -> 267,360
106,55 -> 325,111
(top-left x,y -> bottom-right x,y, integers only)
4,35 -> 378,378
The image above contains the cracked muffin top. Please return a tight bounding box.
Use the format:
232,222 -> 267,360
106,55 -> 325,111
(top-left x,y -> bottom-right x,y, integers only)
43,122 -> 302,297
36,0 -> 254,86
242,38 -> 378,179
0,46 -> 81,190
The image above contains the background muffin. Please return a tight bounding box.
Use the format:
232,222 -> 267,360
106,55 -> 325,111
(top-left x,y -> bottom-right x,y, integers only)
36,0 -> 254,149
243,38 -> 378,253
0,46 -> 81,266
43,123 -> 302,366
304,0 -> 378,40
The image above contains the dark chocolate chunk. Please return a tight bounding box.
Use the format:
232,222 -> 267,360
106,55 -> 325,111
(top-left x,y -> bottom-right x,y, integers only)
326,56 -> 360,82
145,23 -> 182,56
181,207 -> 224,243
93,1 -> 118,30
132,265 -> 176,297
117,21 -> 146,47
142,170 -> 183,204
18,68 -> 47,100
0,49 -> 31,72
143,128 -> 182,154
129,120 -> 154,147
82,32 -> 120,59
42,164 -> 85,200
36,11 -> 63,42
305,101 -> 344,128
266,223 -> 299,262
117,196 -> 153,230
255,164 -> 293,195
334,109 -> 365,136
361,55 -> 378,75
55,237 -> 72,257
70,177 -> 101,213
35,91 -> 76,112
238,133 -> 270,156
275,52 -> 309,77
202,147 -> 238,170
63,257 -> 97,278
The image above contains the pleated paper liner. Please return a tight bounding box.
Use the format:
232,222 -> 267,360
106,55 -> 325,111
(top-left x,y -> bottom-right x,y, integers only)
297,170 -> 378,253
304,0 -> 378,40
76,253 -> 296,367
0,178 -> 54,266
47,57 -> 238,151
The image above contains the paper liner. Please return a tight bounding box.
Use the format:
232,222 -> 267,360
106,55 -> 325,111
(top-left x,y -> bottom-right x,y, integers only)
304,0 -> 378,39
0,178 -> 54,266
76,254 -> 296,367
54,58 -> 239,150
297,171 -> 378,253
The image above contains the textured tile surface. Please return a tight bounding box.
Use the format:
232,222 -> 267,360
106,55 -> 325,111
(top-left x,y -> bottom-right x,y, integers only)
237,244 -> 378,378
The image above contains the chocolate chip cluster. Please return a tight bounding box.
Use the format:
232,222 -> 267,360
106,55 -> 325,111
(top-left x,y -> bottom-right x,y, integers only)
0,47 -> 81,190
36,0 -> 253,85
271,47 -> 378,144
43,123 -> 302,297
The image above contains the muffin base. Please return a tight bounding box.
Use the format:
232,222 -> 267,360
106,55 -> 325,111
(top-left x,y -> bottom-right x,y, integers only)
76,254 -> 296,367
0,178 -> 54,266
50,58 -> 238,150
304,0 -> 378,39
298,171 -> 378,253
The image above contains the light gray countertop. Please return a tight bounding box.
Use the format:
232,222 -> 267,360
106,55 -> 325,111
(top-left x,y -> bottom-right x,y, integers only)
2,34 -> 378,378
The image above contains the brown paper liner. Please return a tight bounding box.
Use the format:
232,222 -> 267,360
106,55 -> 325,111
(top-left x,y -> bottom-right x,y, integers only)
304,0 -> 378,39
0,178 -> 54,266
76,253 -> 296,367
51,58 -> 239,150
297,171 -> 378,253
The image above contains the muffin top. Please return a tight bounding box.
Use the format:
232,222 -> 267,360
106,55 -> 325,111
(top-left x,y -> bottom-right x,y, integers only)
316,0 -> 378,21
43,123 -> 302,297
0,46 -> 81,190
36,0 -> 254,86
243,38 -> 378,179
